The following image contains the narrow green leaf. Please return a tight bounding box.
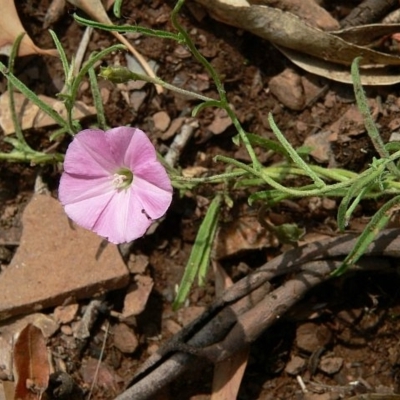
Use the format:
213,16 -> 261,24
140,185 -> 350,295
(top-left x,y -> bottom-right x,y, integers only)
173,195 -> 221,310
48,30 -> 70,80
0,63 -> 69,131
352,57 -> 399,177
73,14 -> 179,41
333,194 -> 400,276
337,160 -> 385,231
88,67 -> 107,130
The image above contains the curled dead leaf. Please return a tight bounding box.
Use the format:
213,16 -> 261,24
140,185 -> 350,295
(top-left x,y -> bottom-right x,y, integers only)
0,0 -> 57,57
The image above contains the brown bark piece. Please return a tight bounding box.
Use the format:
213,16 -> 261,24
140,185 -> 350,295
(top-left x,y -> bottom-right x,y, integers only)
0,194 -> 129,322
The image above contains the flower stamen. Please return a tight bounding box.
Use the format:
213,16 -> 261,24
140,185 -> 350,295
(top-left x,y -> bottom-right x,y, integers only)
112,168 -> 133,190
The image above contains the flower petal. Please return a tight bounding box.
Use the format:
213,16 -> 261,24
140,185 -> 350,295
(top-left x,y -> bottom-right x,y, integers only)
64,129 -> 119,176
59,126 -> 173,244
59,172 -> 113,207
63,189 -> 115,232
106,127 -> 158,170
92,189 -> 152,243
131,178 -> 172,219
134,159 -> 173,193
132,161 -> 173,219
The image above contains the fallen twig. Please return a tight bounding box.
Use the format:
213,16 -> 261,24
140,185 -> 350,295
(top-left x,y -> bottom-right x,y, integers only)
115,229 -> 400,400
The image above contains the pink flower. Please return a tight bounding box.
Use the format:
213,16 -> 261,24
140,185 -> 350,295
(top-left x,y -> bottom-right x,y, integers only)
59,127 -> 173,244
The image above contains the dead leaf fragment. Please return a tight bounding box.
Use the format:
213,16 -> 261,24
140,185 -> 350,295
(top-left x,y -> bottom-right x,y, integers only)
43,0 -> 66,28
250,0 -> 339,31
14,324 -> 50,400
0,0 -> 57,57
0,91 -> 96,135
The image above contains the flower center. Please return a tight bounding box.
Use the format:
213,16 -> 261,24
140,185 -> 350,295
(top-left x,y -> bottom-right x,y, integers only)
112,168 -> 133,190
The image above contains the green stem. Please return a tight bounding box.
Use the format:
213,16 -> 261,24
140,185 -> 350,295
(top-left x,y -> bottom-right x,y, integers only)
216,149 -> 400,197
172,170 -> 247,183
268,113 -> 325,187
170,0 -> 260,169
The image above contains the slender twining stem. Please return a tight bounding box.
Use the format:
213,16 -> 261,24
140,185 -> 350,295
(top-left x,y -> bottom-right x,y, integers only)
172,170 -> 247,183
170,0 -> 261,170
100,67 -> 215,102
268,114 -> 325,188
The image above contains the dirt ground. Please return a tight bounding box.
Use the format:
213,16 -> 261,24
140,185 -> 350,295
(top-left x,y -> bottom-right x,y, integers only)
2,1 -> 400,399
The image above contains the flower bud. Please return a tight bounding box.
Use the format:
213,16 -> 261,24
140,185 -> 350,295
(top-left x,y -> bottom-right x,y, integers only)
99,66 -> 134,83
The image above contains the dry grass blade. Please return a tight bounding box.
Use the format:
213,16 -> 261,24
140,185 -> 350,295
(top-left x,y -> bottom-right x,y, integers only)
67,0 -> 163,93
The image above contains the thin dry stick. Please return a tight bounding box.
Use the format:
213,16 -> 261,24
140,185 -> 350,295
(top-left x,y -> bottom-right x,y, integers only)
88,320 -> 110,400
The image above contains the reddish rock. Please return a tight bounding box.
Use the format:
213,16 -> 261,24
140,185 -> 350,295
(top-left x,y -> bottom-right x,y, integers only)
0,194 -> 129,321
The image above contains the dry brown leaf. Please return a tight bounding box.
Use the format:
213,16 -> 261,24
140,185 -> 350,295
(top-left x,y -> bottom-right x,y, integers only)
67,0 -> 162,93
198,1 -> 400,66
196,0 -> 400,84
276,46 -> 400,85
13,324 -> 50,400
333,23 -> 400,46
0,91 -> 96,135
249,0 -> 339,30
0,0 -> 57,57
